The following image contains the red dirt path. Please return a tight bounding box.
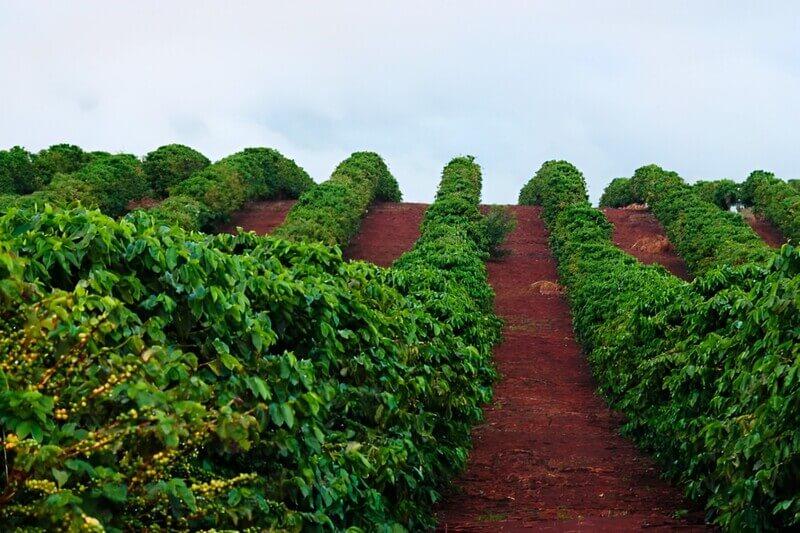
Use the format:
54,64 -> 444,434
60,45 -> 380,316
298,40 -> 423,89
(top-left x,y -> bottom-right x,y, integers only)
344,202 -> 427,266
603,207 -> 691,280
435,206 -> 706,531
217,200 -> 296,235
744,215 -> 785,248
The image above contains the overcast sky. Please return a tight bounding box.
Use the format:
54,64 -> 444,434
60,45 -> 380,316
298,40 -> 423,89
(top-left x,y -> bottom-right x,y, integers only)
1,1 -> 798,203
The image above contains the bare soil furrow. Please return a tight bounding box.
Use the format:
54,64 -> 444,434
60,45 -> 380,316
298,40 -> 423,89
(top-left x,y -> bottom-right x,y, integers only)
436,206 -> 705,531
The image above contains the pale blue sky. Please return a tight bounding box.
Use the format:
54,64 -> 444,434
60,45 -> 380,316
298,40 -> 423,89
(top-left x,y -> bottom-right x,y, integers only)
1,1 -> 798,203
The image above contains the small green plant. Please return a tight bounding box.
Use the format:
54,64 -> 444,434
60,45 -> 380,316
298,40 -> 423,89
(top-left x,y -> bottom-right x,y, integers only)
481,205 -> 516,259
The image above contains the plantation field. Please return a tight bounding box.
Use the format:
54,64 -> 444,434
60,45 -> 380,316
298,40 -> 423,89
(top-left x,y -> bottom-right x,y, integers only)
0,145 -> 798,531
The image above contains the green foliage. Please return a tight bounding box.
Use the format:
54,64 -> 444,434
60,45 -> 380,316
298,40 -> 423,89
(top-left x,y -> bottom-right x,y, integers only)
148,147 -> 315,230
216,147 -> 315,201
388,155 -> 501,527
629,164 -> 771,275
0,144 -> 314,229
0,193 -> 46,212
0,152 -> 499,529
170,164 -> 247,226
480,205 -> 516,259
598,177 -> 634,207
274,152 -> 395,245
788,179 -> 800,192
42,153 -> 151,218
536,161 -> 800,530
0,144 -> 96,198
392,156 -> 501,507
33,144 -> 93,185
143,144 -> 210,197
738,170 -> 770,206
741,170 -> 799,242
0,144 -> 105,215
42,175 -> 102,210
691,179 -> 740,210
517,171 -> 541,206
374,167 -> 402,202
0,146 -> 40,194
518,160 -> 588,227
145,194 -> 208,232
0,194 -> 17,211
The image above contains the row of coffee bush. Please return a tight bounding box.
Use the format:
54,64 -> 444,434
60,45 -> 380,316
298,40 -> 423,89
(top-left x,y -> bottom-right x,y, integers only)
523,161 -> 800,530
600,170 -> 798,246
0,144 -> 316,228
739,171 -> 800,242
597,166 -> 772,275
601,176 -> 740,211
627,164 -> 772,274
273,152 -> 401,245
0,145 -> 148,217
0,155 -> 500,530
158,147 -> 316,230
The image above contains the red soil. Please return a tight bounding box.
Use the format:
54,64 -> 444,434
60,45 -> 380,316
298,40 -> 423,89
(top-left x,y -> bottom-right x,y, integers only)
343,202 -> 427,266
603,207 -> 691,280
744,215 -> 785,248
435,206 -> 706,531
217,200 -> 296,235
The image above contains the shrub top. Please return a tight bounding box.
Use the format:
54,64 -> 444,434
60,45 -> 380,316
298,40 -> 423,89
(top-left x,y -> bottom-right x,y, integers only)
143,144 -> 211,197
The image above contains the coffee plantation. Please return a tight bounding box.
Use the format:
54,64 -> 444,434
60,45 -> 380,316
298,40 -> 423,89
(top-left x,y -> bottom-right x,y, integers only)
0,144 -> 797,530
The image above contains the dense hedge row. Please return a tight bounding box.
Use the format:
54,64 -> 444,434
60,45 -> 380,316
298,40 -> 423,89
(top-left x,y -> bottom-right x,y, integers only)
387,156 -> 502,527
597,177 -> 634,207
0,152 -> 149,218
0,146 -> 41,194
0,156 -> 496,530
598,175 -> 742,210
273,152 -> 400,246
691,179 -> 740,210
374,166 -> 403,202
627,164 -> 772,274
517,160 -> 587,227
55,153 -> 151,217
0,144 -> 315,230
523,161 -> 800,530
1,144 -> 96,195
394,155 -> 501,373
0,144 -> 99,200
155,147 -> 315,230
740,170 -> 800,242
142,144 -> 211,197
599,170 -> 796,245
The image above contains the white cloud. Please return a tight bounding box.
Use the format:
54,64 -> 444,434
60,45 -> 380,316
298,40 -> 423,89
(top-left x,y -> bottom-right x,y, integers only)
1,1 -> 799,202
